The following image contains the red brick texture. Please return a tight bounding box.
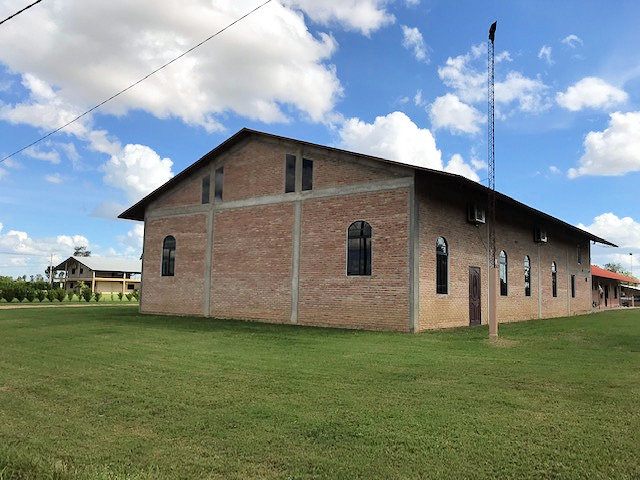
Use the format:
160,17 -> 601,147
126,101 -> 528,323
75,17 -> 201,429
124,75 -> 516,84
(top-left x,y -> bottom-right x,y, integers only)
210,203 -> 294,323
417,183 -> 591,331
141,213 -> 207,316
298,189 -> 410,331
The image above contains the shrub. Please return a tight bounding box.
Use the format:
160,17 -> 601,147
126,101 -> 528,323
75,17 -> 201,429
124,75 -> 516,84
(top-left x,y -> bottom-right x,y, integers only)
94,292 -> 102,302
2,287 -> 16,302
35,290 -> 46,302
126,293 -> 133,301
55,288 -> 66,302
81,286 -> 92,302
14,285 -> 26,302
67,292 -> 74,301
132,289 -> 140,300
46,290 -> 56,302
25,289 -> 36,302
118,292 -> 124,301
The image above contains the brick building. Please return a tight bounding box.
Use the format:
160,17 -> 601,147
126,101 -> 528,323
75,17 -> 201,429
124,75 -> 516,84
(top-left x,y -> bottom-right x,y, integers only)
119,129 -> 614,332
591,265 -> 638,309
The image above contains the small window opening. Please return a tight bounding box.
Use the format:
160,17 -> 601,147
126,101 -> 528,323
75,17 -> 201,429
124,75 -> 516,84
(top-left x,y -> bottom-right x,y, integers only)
499,250 -> 508,296
215,167 -> 224,201
524,255 -> 531,297
201,175 -> 210,204
285,154 -> 296,193
552,261 -> 557,297
302,158 -> 313,191
347,221 -> 371,276
162,236 -> 176,277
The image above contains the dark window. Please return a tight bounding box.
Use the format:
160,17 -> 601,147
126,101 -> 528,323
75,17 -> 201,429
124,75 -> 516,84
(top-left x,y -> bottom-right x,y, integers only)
285,154 -> 296,193
551,261 -> 557,297
571,274 -> 576,298
302,158 -> 313,191
499,250 -> 508,296
215,167 -> 224,201
80,268 -> 83,274
524,255 -> 531,297
347,221 -> 371,276
201,175 -> 210,204
614,285 -> 618,299
71,268 -> 76,274
577,244 -> 582,264
127,284 -> 135,290
162,236 -> 176,277
436,236 -> 448,294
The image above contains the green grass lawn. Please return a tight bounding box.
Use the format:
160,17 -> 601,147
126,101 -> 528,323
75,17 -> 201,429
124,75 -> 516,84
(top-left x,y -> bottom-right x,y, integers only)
1,307 -> 639,479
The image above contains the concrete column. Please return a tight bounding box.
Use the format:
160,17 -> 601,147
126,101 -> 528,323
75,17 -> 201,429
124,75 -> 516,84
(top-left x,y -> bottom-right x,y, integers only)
408,176 -> 420,332
537,243 -> 542,319
290,147 -> 303,324
91,271 -> 95,293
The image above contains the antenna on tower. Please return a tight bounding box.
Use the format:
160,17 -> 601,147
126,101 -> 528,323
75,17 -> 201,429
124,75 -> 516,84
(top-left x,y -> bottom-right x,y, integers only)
488,21 -> 498,338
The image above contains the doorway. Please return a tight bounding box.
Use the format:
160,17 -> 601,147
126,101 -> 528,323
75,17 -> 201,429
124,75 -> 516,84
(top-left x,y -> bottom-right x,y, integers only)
469,266 -> 481,326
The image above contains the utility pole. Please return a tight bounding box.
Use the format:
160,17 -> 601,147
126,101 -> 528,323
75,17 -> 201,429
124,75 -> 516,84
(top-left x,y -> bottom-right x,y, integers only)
49,254 -> 53,285
488,21 -> 498,337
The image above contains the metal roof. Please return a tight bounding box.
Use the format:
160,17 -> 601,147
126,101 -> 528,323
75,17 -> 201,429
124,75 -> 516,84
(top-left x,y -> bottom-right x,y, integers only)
54,256 -> 141,273
118,128 -> 616,247
591,265 -> 638,284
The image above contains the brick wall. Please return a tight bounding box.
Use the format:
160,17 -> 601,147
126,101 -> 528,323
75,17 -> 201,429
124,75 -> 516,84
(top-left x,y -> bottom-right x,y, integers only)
209,203 -> 294,322
298,189 -> 411,331
417,180 -> 592,331
141,213 -> 207,316
153,166 -> 209,209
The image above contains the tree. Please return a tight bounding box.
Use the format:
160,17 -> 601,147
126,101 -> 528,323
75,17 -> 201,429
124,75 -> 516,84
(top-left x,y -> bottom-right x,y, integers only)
73,246 -> 91,257
603,263 -> 633,278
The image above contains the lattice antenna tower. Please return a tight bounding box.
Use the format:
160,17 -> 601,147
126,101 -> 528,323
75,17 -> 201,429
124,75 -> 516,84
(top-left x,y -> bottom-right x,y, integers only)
488,21 -> 497,267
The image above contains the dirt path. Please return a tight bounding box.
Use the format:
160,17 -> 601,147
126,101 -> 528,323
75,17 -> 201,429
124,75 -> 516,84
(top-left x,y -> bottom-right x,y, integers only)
0,303 -> 138,310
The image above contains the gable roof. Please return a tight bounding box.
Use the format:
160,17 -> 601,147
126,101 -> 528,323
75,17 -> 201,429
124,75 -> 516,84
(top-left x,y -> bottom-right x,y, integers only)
591,265 -> 638,284
118,128 -> 615,247
54,256 -> 141,273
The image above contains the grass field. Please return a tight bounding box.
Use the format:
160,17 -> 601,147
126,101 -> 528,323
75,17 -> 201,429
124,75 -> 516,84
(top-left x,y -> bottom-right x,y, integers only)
1,307 -> 639,479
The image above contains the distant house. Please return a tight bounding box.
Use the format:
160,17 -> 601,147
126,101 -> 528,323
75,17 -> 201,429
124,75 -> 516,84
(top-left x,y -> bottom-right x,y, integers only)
591,265 -> 639,309
54,257 -> 141,294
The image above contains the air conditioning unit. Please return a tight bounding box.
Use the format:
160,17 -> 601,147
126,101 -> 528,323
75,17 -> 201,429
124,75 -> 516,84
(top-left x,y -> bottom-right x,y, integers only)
467,204 -> 486,224
534,227 -> 548,243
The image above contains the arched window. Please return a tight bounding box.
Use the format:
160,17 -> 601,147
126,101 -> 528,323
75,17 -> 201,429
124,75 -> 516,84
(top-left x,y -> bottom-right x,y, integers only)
162,236 -> 176,276
551,261 -> 557,297
499,250 -> 508,296
524,255 -> 531,297
347,221 -> 371,276
436,237 -> 448,294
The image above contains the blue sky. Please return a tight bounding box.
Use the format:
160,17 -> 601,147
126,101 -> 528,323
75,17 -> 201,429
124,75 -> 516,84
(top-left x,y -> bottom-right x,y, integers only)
1,0 -> 639,278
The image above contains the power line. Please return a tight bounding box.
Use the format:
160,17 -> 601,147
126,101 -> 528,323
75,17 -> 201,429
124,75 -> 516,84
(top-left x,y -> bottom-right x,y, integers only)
0,0 -> 43,26
0,0 -> 272,164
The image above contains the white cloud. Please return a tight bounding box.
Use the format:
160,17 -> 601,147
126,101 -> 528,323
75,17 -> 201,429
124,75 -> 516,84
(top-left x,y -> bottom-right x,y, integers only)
414,89 -> 425,107
118,224 -> 144,256
102,144 -> 174,202
438,43 -> 549,113
0,74 -> 121,155
44,173 -> 63,184
0,1 -> 347,130
495,72 -> 550,113
568,111 -> 640,178
338,111 -> 442,170
401,25 -> 428,62
429,93 -> 483,135
405,0 -> 420,5
556,77 -> 628,111
578,213 -> 640,271
538,45 -> 553,65
562,34 -> 583,48
338,111 -> 481,182
285,0 -> 394,35
548,165 -> 560,174
444,153 -> 480,182
23,146 -> 61,164
0,167 -> 7,180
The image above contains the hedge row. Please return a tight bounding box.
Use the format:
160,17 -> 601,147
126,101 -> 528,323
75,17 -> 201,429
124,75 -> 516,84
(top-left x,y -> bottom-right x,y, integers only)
0,286 -> 140,303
